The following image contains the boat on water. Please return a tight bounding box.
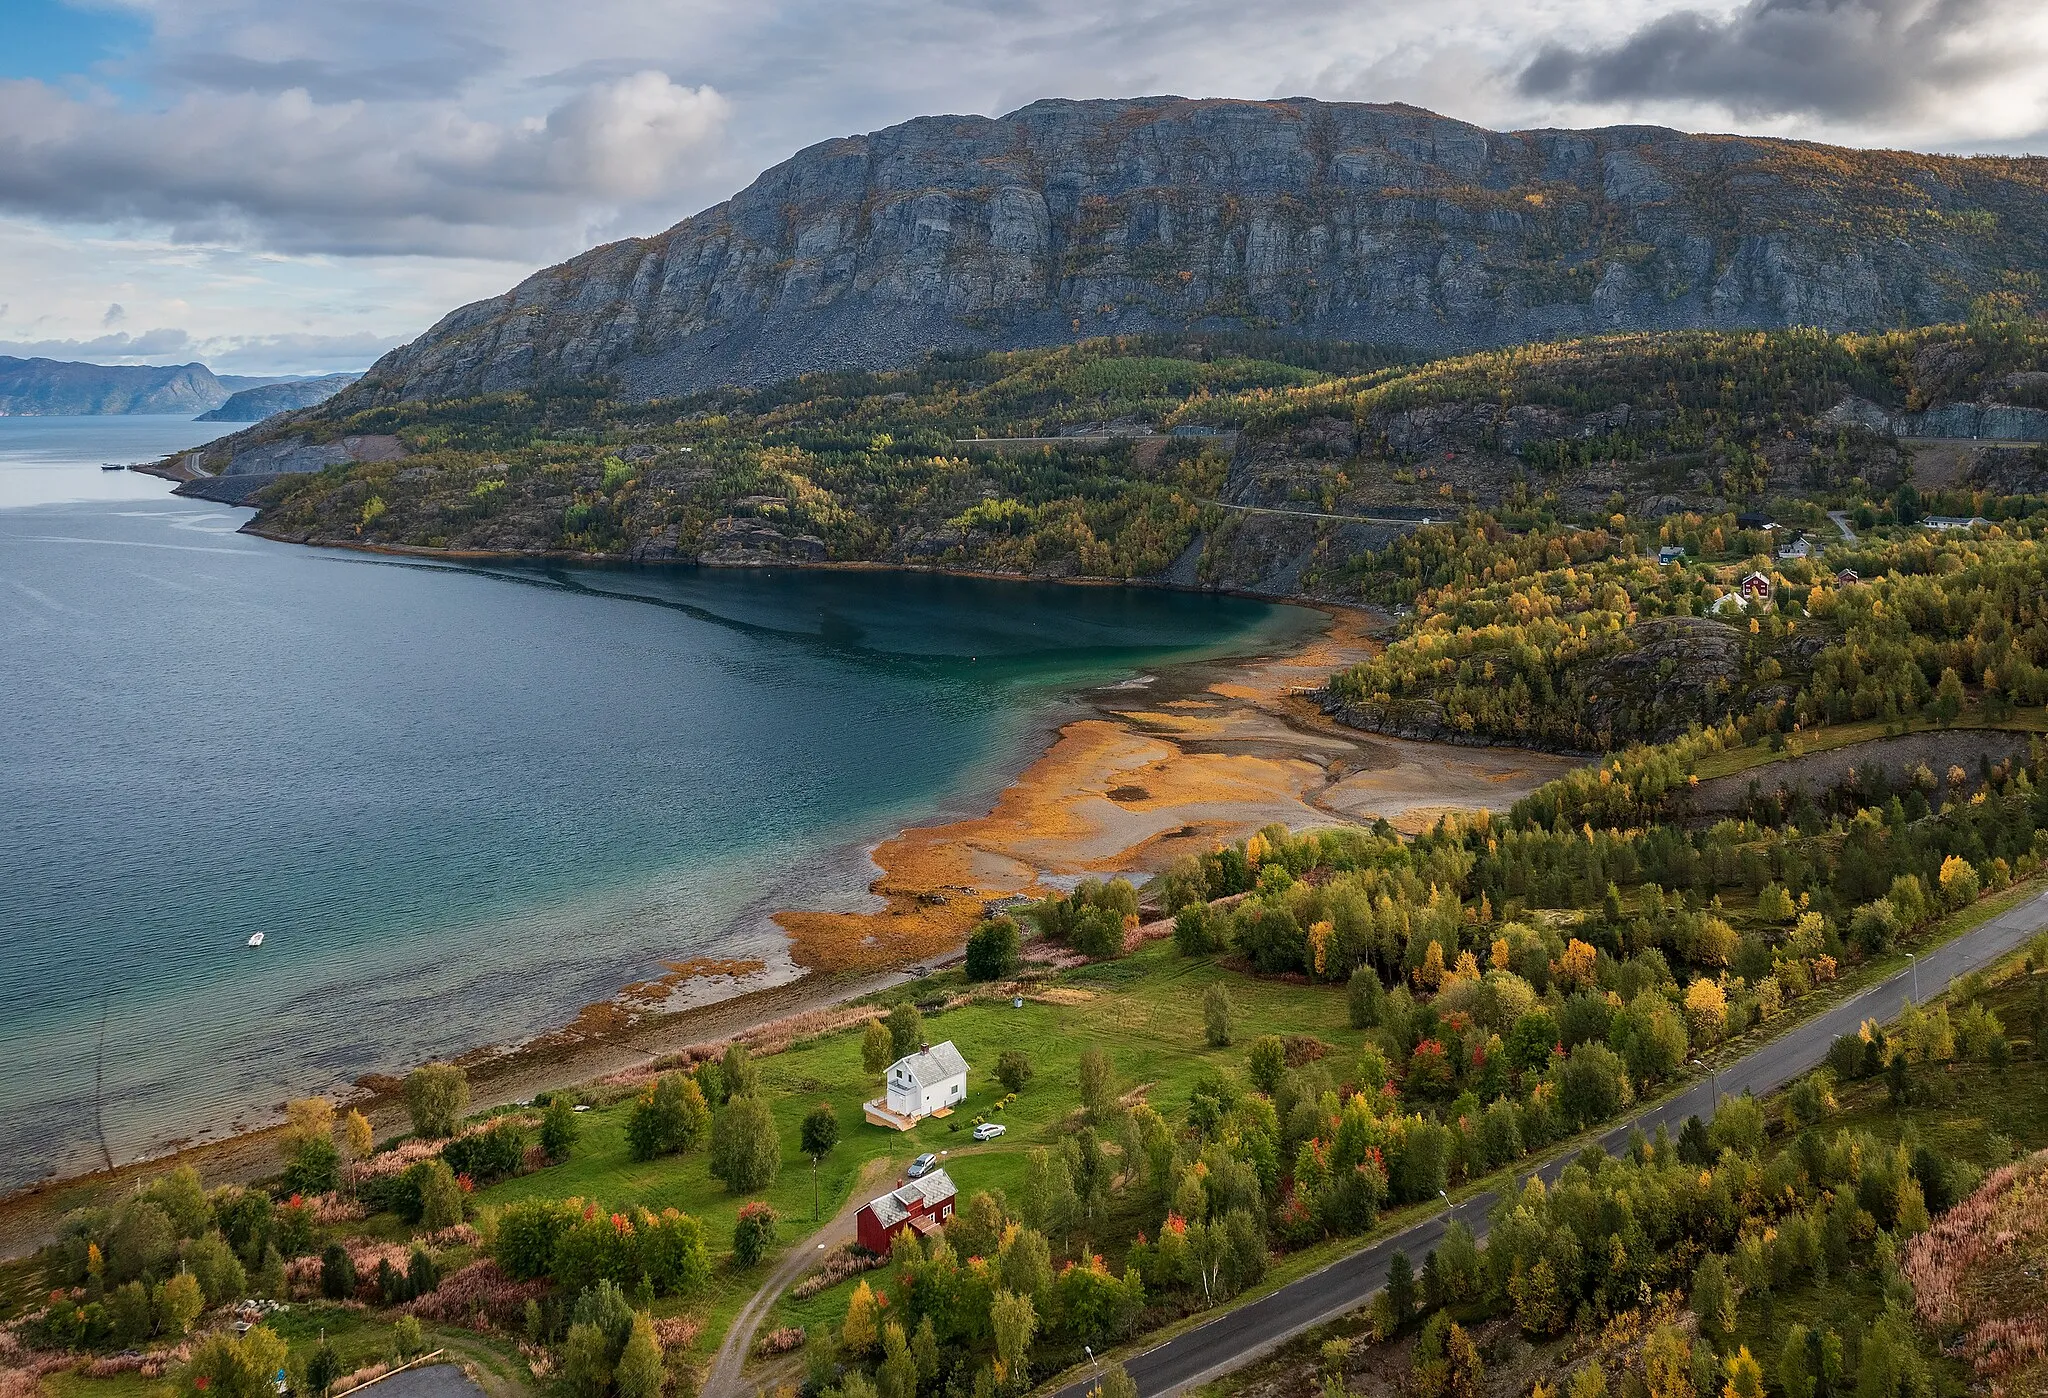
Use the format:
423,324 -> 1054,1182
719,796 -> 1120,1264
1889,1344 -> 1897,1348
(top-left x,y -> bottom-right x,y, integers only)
101,463 -> 127,471
247,932 -> 265,947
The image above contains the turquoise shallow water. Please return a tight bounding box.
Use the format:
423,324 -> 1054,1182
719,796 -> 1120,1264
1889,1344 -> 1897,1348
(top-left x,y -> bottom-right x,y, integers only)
0,425 -> 1318,1190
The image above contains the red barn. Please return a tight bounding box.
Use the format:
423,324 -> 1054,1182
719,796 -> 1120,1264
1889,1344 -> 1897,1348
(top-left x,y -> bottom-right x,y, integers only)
855,1169 -> 957,1254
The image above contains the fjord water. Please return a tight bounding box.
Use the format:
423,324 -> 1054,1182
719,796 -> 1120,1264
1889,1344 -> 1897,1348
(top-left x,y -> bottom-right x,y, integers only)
1,425 -> 1318,1190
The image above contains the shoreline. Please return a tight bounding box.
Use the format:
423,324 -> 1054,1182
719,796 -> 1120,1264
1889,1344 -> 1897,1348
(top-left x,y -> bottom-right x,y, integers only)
0,590 -> 1575,1259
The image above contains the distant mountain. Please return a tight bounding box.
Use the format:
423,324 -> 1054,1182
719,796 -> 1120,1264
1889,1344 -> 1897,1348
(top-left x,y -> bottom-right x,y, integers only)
330,96 -> 2048,409
197,374 -> 359,421
0,357 -> 229,415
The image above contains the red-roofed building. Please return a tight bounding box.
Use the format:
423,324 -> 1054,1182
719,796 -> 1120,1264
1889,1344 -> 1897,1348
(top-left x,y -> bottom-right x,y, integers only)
855,1169 -> 957,1254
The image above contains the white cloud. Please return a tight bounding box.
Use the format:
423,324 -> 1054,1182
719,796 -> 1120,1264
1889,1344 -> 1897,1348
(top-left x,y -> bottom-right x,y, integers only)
0,70 -> 730,257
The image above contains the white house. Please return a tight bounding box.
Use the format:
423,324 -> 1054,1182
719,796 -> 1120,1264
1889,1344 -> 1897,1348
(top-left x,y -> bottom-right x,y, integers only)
881,1041 -> 969,1122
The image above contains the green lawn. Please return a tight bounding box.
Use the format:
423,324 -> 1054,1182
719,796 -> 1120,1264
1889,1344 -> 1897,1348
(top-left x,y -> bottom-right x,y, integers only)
473,943 -> 1364,1362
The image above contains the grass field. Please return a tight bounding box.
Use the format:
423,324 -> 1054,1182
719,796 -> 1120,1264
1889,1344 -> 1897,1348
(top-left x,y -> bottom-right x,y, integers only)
472,943 -> 1365,1364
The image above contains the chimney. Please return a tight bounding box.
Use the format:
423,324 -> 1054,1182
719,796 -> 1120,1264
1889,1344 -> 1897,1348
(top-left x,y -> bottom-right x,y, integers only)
920,1042 -> 930,1054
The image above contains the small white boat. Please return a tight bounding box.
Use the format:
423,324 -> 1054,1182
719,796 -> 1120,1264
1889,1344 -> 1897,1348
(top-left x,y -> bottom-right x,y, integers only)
246,932 -> 265,947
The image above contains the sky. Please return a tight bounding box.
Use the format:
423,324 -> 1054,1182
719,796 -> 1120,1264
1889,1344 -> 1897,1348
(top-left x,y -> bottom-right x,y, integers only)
2,0 -> 2046,375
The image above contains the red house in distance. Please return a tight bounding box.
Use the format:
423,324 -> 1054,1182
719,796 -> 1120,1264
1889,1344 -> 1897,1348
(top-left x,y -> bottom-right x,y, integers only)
855,1169 -> 957,1254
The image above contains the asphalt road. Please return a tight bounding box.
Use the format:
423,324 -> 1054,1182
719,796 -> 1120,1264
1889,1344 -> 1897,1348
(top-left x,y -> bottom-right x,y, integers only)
1051,887 -> 2048,1398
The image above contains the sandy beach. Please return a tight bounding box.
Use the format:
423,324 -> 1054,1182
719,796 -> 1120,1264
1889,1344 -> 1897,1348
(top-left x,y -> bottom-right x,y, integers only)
0,602 -> 1575,1258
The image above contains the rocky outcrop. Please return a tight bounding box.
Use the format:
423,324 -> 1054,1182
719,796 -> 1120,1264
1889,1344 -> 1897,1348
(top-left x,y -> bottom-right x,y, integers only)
196,374 -> 359,422
171,434 -> 408,506
328,98 -> 2048,408
1821,396 -> 2048,441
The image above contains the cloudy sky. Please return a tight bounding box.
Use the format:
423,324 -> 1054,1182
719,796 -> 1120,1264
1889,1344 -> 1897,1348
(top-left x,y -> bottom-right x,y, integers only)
4,0 -> 2046,374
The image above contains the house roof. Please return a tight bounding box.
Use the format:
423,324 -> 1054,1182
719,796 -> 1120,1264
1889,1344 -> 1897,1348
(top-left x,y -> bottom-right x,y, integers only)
865,1169 -> 956,1230
889,1040 -> 969,1087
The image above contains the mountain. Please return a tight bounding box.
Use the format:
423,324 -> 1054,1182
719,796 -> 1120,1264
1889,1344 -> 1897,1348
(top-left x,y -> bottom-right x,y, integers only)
0,357 -> 230,415
331,96 -> 2048,409
196,374 -> 359,421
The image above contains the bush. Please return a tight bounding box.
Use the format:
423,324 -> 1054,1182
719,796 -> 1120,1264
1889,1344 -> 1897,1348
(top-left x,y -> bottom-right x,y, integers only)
405,1063 -> 469,1138
732,1202 -> 779,1266
1071,905 -> 1126,959
995,1049 -> 1035,1094
443,1118 -> 525,1184
540,1095 -> 580,1162
966,917 -> 1023,979
282,1137 -> 340,1195
496,1198 -> 581,1280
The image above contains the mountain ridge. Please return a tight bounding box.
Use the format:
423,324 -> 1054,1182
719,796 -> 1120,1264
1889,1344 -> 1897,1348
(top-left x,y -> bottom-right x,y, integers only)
0,358 -> 361,417
329,95 -> 2048,411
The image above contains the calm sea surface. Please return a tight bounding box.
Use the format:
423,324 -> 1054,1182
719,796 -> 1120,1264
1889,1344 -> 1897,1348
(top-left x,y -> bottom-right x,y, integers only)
0,418 -> 1319,1189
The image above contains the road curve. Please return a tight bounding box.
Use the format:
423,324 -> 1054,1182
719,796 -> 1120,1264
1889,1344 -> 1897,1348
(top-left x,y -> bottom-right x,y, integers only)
1051,888 -> 2048,1398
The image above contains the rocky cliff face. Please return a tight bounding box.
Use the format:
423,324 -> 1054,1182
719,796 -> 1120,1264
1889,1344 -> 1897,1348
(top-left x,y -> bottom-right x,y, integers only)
336,97 -> 2048,407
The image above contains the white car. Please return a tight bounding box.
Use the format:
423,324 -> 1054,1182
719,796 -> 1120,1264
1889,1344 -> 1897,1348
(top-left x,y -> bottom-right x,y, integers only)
972,1122 -> 1006,1142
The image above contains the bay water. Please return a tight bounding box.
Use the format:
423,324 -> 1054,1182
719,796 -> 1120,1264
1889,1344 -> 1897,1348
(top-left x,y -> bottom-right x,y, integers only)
0,418 -> 1319,1190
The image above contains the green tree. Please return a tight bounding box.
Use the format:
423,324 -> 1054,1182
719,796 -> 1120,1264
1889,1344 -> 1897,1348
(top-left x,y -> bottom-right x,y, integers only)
990,1289 -> 1037,1393
721,1042 -> 762,1099
1778,1327 -> 1816,1398
1248,1035 -> 1286,1094
1928,667 -> 1965,723
416,1158 -> 463,1230
561,1322 -> 612,1398
863,1020 -> 894,1077
879,1320 -> 918,1398
732,1202 -> 778,1266
539,1095 -> 580,1162
319,1243 -> 356,1300
182,1326 -> 288,1398
801,1101 -> 840,1220
1205,983 -> 1236,1048
709,1095 -> 781,1192
1079,1047 -> 1115,1117
404,1063 -> 469,1138
1089,1364 -> 1138,1398
614,1313 -> 664,1398
304,1339 -> 342,1398
393,1315 -> 424,1359
966,918 -> 1023,980
156,1271 -> 204,1337
108,1280 -> 152,1346
887,1002 -> 925,1060
995,1049 -> 1035,1094
1347,968 -> 1384,1029
627,1073 -> 710,1160
1692,1253 -> 1735,1341
1386,1250 -> 1416,1328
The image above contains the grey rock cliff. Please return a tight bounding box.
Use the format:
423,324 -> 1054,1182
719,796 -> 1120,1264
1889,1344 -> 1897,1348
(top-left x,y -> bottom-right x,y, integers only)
331,97 -> 2048,407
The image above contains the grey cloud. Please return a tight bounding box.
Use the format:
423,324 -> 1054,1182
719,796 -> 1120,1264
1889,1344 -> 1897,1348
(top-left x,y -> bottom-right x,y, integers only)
199,331 -> 401,374
1517,0 -> 2033,121
102,303 -> 126,327
0,329 -> 195,361
147,0 -> 507,100
0,72 -> 730,258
